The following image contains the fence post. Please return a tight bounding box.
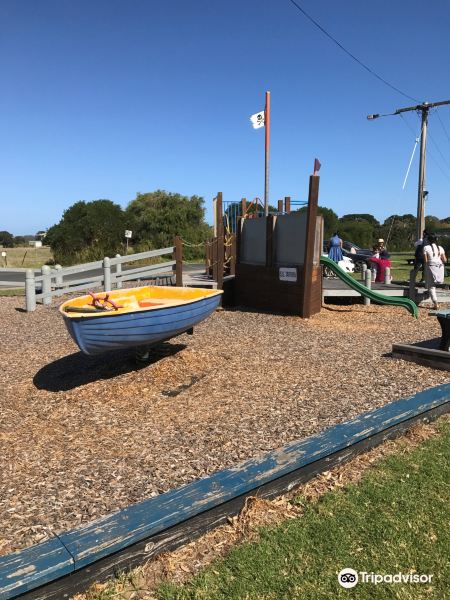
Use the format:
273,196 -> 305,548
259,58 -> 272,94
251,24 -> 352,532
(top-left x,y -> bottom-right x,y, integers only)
384,267 -> 391,284
55,264 -> 63,295
103,257 -> 111,292
361,262 -> 367,282
284,196 -> 291,214
115,254 -> 122,289
408,269 -> 416,302
41,265 -> 52,306
364,268 -> 371,306
25,269 -> 36,312
174,236 -> 183,286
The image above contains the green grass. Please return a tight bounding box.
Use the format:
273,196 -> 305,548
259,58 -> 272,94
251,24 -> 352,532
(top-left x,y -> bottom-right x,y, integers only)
349,252 -> 450,284
156,418 -> 450,600
0,288 -> 24,296
1,246 -> 53,268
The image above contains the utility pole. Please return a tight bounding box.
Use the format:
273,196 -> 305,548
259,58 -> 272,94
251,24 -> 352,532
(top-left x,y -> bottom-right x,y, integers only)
367,99 -> 450,240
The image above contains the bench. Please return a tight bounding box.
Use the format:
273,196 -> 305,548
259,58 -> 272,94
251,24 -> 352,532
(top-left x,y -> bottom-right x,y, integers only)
429,310 -> 450,351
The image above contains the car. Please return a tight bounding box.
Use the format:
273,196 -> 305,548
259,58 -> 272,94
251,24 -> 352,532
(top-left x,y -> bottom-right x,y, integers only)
323,240 -> 372,273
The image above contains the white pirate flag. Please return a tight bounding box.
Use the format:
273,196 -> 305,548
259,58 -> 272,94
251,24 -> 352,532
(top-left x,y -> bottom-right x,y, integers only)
250,110 -> 265,129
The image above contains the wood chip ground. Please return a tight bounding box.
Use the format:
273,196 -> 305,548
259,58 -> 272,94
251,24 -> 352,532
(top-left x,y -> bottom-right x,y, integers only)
0,296 -> 449,555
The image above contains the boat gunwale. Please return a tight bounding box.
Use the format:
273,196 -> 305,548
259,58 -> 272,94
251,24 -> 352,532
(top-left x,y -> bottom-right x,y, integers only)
59,287 -> 223,320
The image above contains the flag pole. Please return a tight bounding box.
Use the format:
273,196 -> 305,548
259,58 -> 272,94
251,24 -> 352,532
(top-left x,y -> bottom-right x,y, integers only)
264,91 -> 270,216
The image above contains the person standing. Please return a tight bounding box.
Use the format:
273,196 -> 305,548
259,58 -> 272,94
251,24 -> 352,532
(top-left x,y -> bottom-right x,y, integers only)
423,234 -> 447,310
328,232 -> 343,263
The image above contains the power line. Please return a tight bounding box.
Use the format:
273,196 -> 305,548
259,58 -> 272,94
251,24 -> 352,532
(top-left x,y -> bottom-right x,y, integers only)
286,0 -> 420,103
435,108 -> 450,143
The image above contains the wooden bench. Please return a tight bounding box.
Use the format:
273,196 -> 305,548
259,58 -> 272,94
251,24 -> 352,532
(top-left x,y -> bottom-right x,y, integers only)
429,309 -> 450,351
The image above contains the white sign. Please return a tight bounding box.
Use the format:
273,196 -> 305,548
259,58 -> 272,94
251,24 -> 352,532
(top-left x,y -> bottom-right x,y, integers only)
279,267 -> 297,282
1,251 -> 6,257
124,230 -> 132,238
250,110 -> 265,129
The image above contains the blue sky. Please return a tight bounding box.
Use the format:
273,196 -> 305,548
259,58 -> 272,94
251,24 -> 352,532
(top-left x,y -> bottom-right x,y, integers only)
1,0 -> 450,235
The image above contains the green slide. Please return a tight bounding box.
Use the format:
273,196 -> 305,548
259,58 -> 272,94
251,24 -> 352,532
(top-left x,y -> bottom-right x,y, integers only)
320,255 -> 418,318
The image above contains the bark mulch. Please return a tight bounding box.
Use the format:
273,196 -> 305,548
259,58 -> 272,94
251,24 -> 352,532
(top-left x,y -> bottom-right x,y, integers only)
0,296 -> 448,556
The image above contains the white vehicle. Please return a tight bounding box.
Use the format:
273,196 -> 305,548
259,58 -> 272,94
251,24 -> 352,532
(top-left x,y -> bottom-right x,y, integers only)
322,253 -> 355,276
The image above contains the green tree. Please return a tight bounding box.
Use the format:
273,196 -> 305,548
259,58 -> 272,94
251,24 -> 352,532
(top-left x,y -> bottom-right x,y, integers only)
340,213 -> 380,227
298,205 -> 339,238
0,231 -> 14,247
13,236 -> 26,246
125,190 -> 211,259
337,220 -> 374,248
46,200 -> 125,265
378,214 -> 416,251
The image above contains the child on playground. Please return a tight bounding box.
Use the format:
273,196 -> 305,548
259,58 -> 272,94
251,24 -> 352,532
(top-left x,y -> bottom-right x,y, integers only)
369,250 -> 392,283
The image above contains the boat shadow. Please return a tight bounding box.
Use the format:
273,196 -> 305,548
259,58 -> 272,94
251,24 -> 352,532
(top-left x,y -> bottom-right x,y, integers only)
33,342 -> 187,392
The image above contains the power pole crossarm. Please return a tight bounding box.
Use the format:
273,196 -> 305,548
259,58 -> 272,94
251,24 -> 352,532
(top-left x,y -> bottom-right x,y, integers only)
367,98 -> 450,240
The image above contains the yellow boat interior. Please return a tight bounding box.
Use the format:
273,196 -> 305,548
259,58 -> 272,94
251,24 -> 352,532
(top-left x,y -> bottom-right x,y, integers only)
60,286 -> 223,318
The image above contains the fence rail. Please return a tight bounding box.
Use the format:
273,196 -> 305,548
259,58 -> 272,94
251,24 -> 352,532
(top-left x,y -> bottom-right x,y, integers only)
0,240 -> 183,312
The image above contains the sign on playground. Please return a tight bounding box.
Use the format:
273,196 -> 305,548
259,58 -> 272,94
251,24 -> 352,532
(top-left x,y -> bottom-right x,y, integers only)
279,267 -> 297,282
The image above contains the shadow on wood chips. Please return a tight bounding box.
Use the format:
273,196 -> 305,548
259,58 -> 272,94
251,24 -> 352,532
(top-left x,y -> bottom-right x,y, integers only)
33,342 -> 186,392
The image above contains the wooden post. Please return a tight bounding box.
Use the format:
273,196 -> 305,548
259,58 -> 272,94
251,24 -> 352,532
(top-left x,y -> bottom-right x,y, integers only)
409,269 -> 417,302
230,234 -> 236,276
384,267 -> 391,284
215,192 -> 224,289
264,91 -> 270,216
265,214 -> 275,267
25,269 -> 36,312
284,196 -> 291,214
236,218 -> 243,266
41,265 -> 52,306
174,236 -> 183,286
115,254 -> 122,289
217,239 -> 224,291
300,177 -> 319,318
241,198 -> 247,219
277,199 -> 283,213
364,269 -> 371,306
103,257 -> 111,292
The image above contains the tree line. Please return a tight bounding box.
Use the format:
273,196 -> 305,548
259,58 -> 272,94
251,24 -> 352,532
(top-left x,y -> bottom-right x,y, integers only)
304,207 -> 450,253
2,192 -> 449,265
45,190 -> 211,264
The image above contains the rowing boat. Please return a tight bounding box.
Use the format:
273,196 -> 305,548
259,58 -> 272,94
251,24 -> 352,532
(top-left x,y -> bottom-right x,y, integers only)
59,286 -> 223,355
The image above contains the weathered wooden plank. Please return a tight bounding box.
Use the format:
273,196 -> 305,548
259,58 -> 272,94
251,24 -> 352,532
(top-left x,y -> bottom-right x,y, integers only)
4,385 -> 450,599
393,344 -> 450,371
0,538 -> 73,599
59,384 -> 450,568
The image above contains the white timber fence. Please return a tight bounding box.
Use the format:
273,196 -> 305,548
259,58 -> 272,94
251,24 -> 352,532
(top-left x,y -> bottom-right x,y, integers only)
1,238 -> 183,312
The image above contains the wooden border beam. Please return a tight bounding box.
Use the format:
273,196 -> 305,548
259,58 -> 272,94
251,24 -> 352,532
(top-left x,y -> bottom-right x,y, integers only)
2,385 -> 450,599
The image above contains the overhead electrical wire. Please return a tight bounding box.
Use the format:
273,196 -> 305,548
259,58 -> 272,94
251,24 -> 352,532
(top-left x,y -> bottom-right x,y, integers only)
287,0 -> 420,103
435,108 -> 450,143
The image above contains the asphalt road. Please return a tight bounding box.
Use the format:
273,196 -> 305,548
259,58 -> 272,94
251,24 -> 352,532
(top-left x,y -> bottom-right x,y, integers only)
0,263 -> 204,288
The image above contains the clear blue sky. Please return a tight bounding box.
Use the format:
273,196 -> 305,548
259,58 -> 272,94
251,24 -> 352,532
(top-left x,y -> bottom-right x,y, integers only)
1,0 -> 450,235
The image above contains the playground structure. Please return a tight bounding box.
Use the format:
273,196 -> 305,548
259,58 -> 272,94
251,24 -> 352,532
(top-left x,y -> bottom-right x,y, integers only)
205,172 -> 419,318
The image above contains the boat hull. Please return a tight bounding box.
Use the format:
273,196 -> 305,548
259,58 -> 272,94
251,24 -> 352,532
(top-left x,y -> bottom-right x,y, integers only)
62,293 -> 221,355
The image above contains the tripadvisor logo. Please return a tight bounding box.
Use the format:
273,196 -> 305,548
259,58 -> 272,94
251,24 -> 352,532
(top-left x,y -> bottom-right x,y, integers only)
338,568 -> 433,588
338,568 -> 358,588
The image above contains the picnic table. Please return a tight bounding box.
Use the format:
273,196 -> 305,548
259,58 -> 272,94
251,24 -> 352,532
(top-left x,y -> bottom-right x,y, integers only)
429,310 -> 450,351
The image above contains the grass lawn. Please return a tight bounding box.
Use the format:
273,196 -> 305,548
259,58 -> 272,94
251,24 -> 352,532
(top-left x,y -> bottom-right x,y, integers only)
1,246 -> 53,269
349,252 -> 450,285
154,417 -> 450,600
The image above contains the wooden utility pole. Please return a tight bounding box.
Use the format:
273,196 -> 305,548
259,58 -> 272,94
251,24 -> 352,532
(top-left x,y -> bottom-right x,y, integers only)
368,99 -> 450,240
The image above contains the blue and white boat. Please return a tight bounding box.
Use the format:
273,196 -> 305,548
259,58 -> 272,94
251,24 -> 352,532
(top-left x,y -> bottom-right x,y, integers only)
59,286 -> 223,355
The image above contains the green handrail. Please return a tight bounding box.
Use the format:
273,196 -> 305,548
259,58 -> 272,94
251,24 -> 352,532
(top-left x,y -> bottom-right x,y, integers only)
320,255 -> 418,318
